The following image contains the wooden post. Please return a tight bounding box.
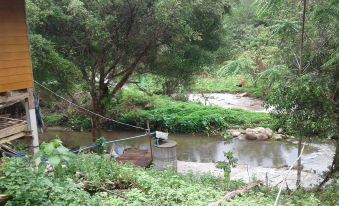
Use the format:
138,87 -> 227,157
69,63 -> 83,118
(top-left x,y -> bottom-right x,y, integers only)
24,89 -> 39,153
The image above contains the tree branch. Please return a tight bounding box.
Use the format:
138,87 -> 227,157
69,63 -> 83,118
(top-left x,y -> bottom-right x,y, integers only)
111,44 -> 151,96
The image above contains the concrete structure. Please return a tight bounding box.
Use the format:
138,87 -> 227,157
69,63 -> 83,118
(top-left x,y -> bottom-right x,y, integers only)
0,0 -> 39,153
152,140 -> 177,171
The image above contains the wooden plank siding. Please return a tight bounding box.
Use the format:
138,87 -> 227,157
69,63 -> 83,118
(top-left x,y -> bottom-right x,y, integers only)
0,0 -> 34,93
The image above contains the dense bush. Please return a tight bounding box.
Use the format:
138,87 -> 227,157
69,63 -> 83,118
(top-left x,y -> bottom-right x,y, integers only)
0,154 -> 237,206
192,75 -> 264,98
0,153 -> 337,206
44,114 -> 92,131
117,89 -> 272,133
44,89 -> 271,134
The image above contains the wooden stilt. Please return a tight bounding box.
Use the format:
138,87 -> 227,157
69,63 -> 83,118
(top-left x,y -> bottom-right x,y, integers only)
24,89 -> 39,153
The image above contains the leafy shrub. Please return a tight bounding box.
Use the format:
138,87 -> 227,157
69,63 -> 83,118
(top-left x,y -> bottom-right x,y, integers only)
216,151 -> 238,181
192,75 -> 264,98
68,116 -> 92,131
0,154 -> 233,205
35,139 -> 75,176
0,153 -> 336,205
117,90 -> 272,133
44,113 -> 91,131
44,114 -> 65,126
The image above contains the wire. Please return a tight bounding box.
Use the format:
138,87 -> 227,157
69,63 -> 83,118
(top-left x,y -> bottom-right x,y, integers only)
34,80 -> 147,131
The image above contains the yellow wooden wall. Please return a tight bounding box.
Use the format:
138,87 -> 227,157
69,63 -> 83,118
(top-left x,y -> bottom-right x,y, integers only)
0,0 -> 33,93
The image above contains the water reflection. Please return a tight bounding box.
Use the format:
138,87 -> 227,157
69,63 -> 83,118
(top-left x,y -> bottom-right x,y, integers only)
41,130 -> 332,172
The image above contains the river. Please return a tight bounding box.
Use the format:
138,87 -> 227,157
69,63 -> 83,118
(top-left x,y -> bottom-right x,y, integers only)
41,129 -> 335,188
41,92 -> 335,188
188,93 -> 268,112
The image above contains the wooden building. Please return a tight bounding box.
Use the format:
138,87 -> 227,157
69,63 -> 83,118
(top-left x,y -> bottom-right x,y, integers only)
0,0 -> 39,153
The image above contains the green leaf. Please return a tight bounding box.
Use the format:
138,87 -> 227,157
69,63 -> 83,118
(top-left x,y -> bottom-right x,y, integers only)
48,156 -> 61,167
44,143 -> 55,156
56,146 -> 70,155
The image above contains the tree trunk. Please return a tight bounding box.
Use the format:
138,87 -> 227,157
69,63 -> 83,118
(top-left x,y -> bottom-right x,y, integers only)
318,88 -> 339,189
91,97 -> 102,142
296,0 -> 307,189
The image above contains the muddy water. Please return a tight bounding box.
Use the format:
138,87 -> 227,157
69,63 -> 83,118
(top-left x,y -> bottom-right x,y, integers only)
41,130 -> 334,174
188,93 -> 267,112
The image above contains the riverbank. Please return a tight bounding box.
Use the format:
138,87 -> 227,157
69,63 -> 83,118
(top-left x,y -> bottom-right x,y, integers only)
44,89 -> 272,134
1,151 -> 337,206
192,76 -> 264,98
178,161 -> 324,189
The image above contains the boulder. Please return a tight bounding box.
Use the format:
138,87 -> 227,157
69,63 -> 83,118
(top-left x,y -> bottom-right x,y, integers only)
237,134 -> 247,140
277,128 -> 284,134
257,133 -> 269,140
273,134 -> 283,140
245,129 -> 258,140
255,127 -> 266,133
229,130 -> 241,137
265,128 -> 273,138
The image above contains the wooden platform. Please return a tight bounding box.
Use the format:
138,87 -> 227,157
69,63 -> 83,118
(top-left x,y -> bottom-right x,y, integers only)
0,116 -> 28,144
116,148 -> 152,168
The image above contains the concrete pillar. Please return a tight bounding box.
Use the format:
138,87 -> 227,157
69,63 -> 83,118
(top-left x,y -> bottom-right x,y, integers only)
25,89 -> 39,153
152,140 -> 177,171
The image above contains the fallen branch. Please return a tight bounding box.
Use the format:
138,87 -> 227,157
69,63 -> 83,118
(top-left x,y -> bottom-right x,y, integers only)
208,180 -> 263,206
0,194 -> 10,204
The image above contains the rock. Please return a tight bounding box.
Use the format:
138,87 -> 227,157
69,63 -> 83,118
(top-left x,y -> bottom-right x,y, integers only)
236,92 -> 248,97
144,103 -> 153,109
237,134 -> 247,140
277,128 -> 284,133
265,128 -> 273,138
273,134 -> 283,140
255,127 -> 266,133
229,130 -> 241,137
245,128 -> 254,133
257,133 -> 269,140
245,129 -> 258,140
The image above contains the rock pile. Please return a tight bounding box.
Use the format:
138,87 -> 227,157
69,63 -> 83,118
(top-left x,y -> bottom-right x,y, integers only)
228,127 -> 293,141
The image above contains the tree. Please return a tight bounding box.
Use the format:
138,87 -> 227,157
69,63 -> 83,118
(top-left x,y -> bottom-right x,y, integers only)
259,0 -> 338,188
27,0 -> 227,140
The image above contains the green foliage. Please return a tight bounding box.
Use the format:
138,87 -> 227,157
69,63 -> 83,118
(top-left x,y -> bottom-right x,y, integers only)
259,0 -> 339,139
218,57 -> 255,76
95,137 -> 107,155
35,139 -> 75,176
29,34 -> 79,93
0,158 -> 105,205
193,75 -> 264,97
44,114 -> 65,126
68,116 -> 92,131
216,151 -> 238,181
27,0 -> 228,122
266,75 -> 337,137
116,89 -> 272,133
0,154 -> 238,206
1,154 -> 337,205
44,113 -> 92,131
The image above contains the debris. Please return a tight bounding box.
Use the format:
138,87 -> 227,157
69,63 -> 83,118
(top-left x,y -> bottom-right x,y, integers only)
208,180 -> 263,206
